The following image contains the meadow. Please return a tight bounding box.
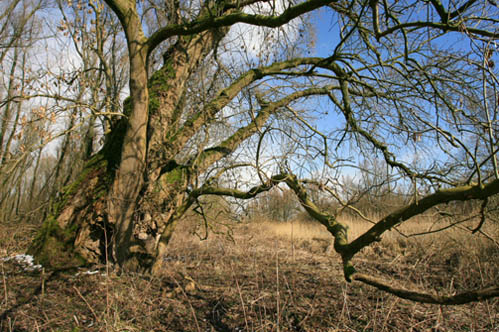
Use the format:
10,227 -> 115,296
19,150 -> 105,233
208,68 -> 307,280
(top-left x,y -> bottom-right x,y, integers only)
1,212 -> 498,331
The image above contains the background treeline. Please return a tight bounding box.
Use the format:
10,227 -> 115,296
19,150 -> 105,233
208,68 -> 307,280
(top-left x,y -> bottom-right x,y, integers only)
0,0 -> 127,226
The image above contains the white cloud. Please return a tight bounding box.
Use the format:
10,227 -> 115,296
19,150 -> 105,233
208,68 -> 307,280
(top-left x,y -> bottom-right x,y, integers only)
222,0 -> 304,66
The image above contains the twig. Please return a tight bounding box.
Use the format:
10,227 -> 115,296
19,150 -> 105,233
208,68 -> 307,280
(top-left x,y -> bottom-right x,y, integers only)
230,262 -> 249,331
169,273 -> 201,332
1,263 -> 7,309
73,286 -> 99,322
275,240 -> 280,332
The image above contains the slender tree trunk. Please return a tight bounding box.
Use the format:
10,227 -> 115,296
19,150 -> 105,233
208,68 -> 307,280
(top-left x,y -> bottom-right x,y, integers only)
0,47 -> 19,163
108,48 -> 149,269
104,0 -> 150,268
28,147 -> 42,201
2,51 -> 26,166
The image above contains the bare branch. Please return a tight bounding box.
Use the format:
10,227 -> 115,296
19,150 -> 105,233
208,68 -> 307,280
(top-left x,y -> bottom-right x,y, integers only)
347,180 -> 499,258
352,273 -> 499,305
191,173 -> 289,199
147,0 -> 336,53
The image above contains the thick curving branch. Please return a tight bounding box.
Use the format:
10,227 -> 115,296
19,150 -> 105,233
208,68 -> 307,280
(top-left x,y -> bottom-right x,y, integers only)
283,173 -> 499,304
146,0 -> 336,53
193,165 -> 499,305
170,57 -> 330,158
377,21 -> 499,40
347,179 -> 499,258
191,173 -> 290,199
352,273 -> 499,305
192,85 -> 336,172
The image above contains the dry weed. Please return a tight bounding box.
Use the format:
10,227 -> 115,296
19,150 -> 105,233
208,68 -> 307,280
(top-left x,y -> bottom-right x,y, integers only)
0,216 -> 497,331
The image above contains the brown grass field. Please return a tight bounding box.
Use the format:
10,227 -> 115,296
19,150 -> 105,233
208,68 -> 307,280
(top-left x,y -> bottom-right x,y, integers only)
0,215 -> 498,331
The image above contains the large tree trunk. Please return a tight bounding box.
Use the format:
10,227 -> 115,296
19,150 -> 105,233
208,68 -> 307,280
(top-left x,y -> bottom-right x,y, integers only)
29,25 -> 227,272
26,118 -> 189,271
27,117 -> 126,269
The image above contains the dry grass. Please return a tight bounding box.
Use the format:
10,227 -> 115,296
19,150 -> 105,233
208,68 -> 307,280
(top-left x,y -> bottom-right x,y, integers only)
1,216 -> 498,331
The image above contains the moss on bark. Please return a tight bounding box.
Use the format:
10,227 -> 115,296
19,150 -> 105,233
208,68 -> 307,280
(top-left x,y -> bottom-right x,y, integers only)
28,153 -> 111,269
27,113 -> 131,269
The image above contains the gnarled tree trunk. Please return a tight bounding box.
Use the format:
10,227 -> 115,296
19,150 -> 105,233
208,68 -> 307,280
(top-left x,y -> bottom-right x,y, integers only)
27,116 -> 126,268
29,26 -> 228,272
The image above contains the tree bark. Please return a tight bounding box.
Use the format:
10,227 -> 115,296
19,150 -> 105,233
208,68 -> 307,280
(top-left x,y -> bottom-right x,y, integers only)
27,117 -> 127,269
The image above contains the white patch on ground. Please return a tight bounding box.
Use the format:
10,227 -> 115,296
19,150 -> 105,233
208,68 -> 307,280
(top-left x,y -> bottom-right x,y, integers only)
1,254 -> 43,272
1,254 -> 108,277
74,270 -> 100,276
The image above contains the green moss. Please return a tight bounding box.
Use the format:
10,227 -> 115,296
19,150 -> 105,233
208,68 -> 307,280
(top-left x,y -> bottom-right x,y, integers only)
163,166 -> 186,185
148,59 -> 176,116
58,154 -> 107,209
28,214 -> 86,268
149,95 -> 160,116
28,153 -> 110,269
343,262 -> 356,282
46,155 -> 106,220
331,223 -> 349,249
102,118 -> 127,172
122,96 -> 132,116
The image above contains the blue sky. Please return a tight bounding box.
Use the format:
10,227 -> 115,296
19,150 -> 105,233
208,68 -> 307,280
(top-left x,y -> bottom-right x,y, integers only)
313,7 -> 341,58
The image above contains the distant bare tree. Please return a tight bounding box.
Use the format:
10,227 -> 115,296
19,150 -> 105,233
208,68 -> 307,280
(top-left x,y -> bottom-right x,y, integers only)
0,0 -> 46,223
0,0 -> 128,225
